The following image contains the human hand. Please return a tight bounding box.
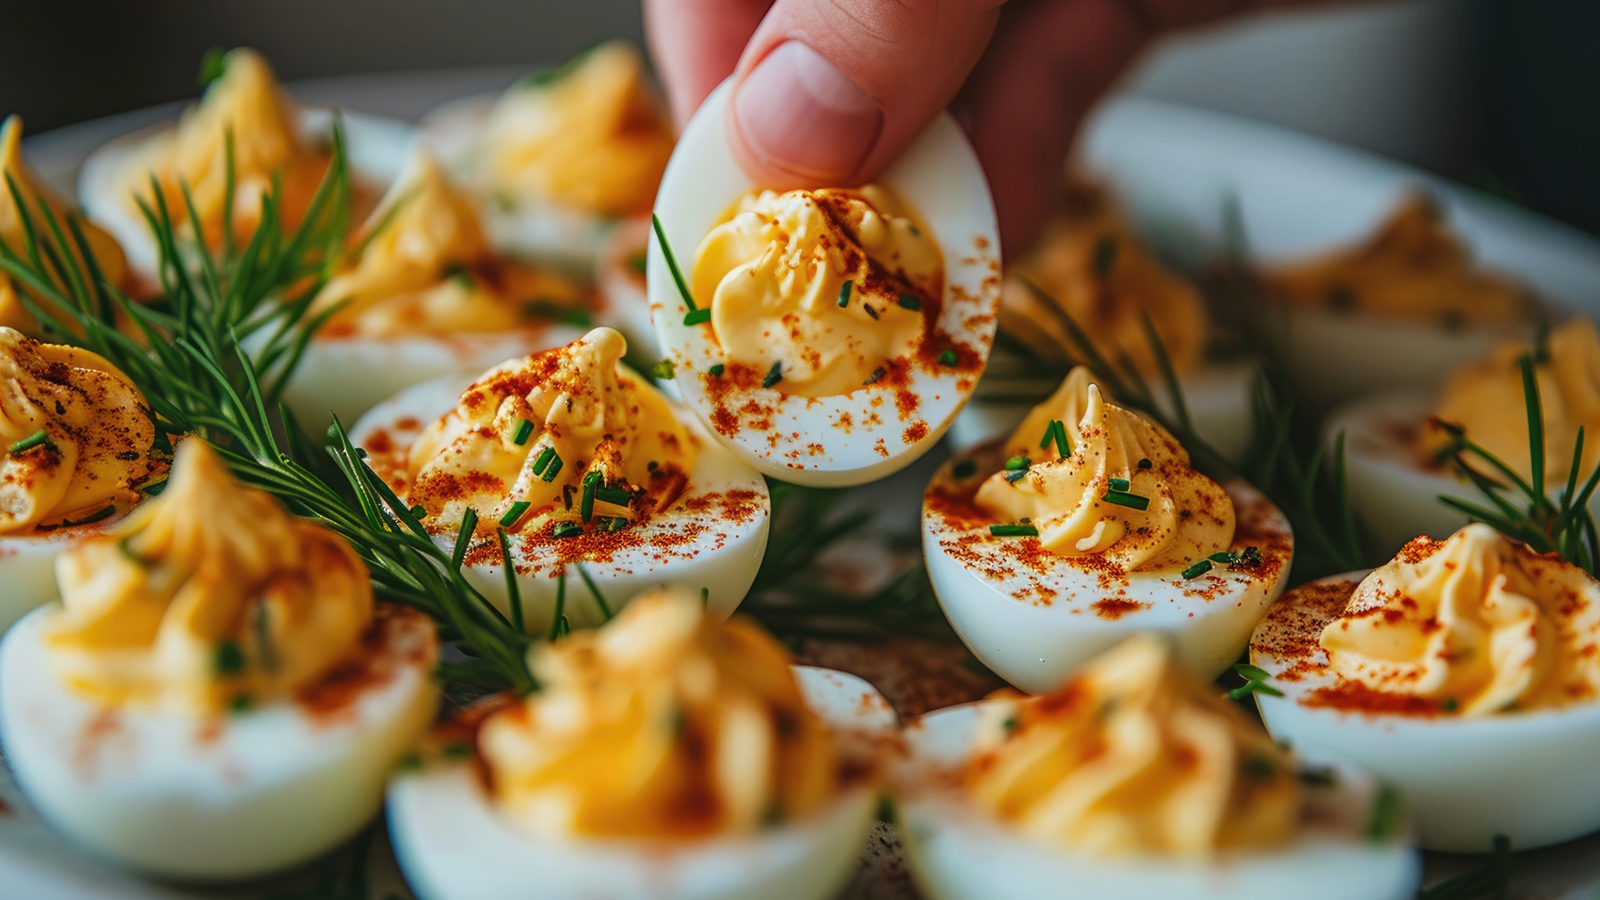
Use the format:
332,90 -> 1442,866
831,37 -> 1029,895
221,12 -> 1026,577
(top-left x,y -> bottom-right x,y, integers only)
645,0 -> 1314,252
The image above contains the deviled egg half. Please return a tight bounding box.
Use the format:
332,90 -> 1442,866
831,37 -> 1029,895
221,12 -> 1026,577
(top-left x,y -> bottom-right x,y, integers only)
388,588 -> 893,900
353,326 -> 769,632
651,81 -> 1001,487
1250,524 -> 1600,851
0,439 -> 438,879
954,180 -> 1255,462
1331,316 -> 1600,556
420,41 -> 674,272
924,366 -> 1293,692
1260,192 -> 1536,409
893,635 -> 1421,900
78,48 -> 409,283
0,328 -> 161,632
281,149 -> 591,431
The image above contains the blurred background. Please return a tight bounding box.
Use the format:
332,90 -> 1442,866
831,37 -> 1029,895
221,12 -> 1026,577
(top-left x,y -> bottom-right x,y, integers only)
3,0 -> 1597,234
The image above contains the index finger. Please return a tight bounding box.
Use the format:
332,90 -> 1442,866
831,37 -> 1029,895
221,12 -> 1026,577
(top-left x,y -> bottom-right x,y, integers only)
644,0 -> 774,128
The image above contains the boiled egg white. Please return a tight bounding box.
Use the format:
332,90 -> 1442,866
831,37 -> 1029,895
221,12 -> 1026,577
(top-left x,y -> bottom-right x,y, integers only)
0,603 -> 438,879
386,665 -> 893,900
892,699 -> 1421,900
649,81 -> 1001,488
0,521 -> 123,635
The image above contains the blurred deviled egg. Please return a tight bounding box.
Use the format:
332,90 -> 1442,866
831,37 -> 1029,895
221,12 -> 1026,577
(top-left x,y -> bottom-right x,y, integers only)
0,439 -> 439,879
1250,524 -> 1600,851
421,41 -> 674,271
282,149 -> 591,430
1330,316 -> 1600,556
388,588 -> 891,900
594,215 -> 657,356
924,366 -> 1292,693
352,326 -> 769,632
956,180 -> 1255,461
893,635 -> 1421,900
78,48 -> 407,283
1260,192 -> 1536,409
0,328 -> 161,632
651,81 -> 1001,486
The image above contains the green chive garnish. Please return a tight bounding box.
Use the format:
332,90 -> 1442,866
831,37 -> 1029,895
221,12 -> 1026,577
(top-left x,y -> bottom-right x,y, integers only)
215,640 -> 245,675
541,454 -> 564,482
552,521 -> 583,539
897,294 -> 920,311
837,280 -> 853,308
762,360 -> 783,389
1102,490 -> 1149,511
652,212 -> 698,312
531,446 -> 555,476
1092,235 -> 1119,278
499,501 -> 530,528
1108,477 -> 1131,492
938,348 -> 958,366
1005,469 -> 1029,484
595,486 -> 631,506
1180,559 -> 1213,580
1442,697 -> 1459,712
1039,420 -> 1071,457
953,459 -> 977,479
1004,456 -> 1030,470
409,504 -> 427,520
627,252 -> 648,275
708,364 -> 725,377
9,429 -> 52,455
229,694 -> 253,714
683,308 -> 711,326
512,419 -> 534,446
580,472 -> 600,522
197,47 -> 228,88
650,358 -> 676,380
989,524 -> 1038,537
522,300 -> 592,328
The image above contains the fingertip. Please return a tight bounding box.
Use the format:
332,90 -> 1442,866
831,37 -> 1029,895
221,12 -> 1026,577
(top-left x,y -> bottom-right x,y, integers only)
727,40 -> 885,187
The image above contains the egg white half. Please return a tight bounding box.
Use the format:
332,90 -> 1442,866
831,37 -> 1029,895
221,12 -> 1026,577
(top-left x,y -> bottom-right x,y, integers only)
650,80 -> 1001,488
1251,571 -> 1600,852
0,520 -> 128,635
350,371 -> 771,631
386,665 -> 892,900
892,701 -> 1421,900
0,603 -> 438,880
78,107 -> 413,282
923,446 -> 1293,693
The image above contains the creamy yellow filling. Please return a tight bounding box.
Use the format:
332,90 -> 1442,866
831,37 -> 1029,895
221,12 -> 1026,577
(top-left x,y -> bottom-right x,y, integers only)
967,635 -> 1303,857
0,115 -> 131,333
975,367 -> 1234,570
1265,193 -> 1528,324
406,327 -> 695,532
1321,524 -> 1600,715
312,153 -> 586,338
43,439 -> 373,714
479,589 -> 839,838
481,41 -> 674,218
0,328 -> 154,534
1424,317 -> 1600,486
999,184 -> 1207,378
690,186 -> 941,397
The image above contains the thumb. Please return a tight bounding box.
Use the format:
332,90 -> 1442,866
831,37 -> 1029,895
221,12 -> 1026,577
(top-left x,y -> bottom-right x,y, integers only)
727,0 -> 1004,187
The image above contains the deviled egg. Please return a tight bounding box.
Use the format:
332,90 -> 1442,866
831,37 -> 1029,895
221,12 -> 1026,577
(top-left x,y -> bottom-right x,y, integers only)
352,326 -> 769,631
78,48 -> 407,282
0,327 -> 161,632
420,41 -> 674,271
1330,316 -> 1600,556
0,439 -> 438,879
1250,524 -> 1600,851
955,180 -> 1255,461
650,81 -> 1001,487
924,366 -> 1293,692
387,588 -> 892,900
893,635 -> 1421,900
1260,192 -> 1536,409
281,149 -> 591,431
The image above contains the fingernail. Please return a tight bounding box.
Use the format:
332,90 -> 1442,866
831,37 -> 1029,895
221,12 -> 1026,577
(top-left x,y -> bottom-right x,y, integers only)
733,41 -> 883,183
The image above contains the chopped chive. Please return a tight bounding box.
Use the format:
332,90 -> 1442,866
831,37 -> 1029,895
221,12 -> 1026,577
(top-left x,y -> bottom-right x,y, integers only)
989,524 -> 1038,537
627,252 -> 648,275
700,587 -> 709,606
863,304 -> 879,321
542,454 -> 564,482
1299,767 -> 1339,788
197,47 -> 228,88
1092,235 -> 1119,278
499,501 -> 531,528
650,358 -> 676,381
531,446 -> 555,476
595,486 -> 631,506
1239,546 -> 1264,566
1004,470 -> 1028,484
229,694 -> 253,714
897,294 -> 921,311
1180,559 -> 1213,580
762,360 -> 783,389
1209,551 -> 1240,564
683,308 -> 711,326
1442,697 -> 1459,712
580,471 -> 600,522
864,366 -> 887,385
552,521 -> 583,539
603,516 -> 628,532
442,741 -> 473,759
1102,490 -> 1150,511
1227,679 -> 1283,701
511,419 -> 534,446
1233,663 -> 1271,681
837,280 -> 853,308
953,459 -> 977,479
1004,455 -> 1030,470
575,561 -> 612,621
708,364 -> 725,377
9,429 -> 52,455
555,615 -> 571,637
117,537 -> 148,567
522,299 -> 592,328
443,263 -> 475,291
651,213 -> 698,311
409,504 -> 427,520
549,570 -> 568,640
1365,785 -> 1403,844
1108,477 -> 1130,492
1137,457 -> 1152,469
938,348 -> 958,366
215,640 -> 245,675
497,527 -> 523,633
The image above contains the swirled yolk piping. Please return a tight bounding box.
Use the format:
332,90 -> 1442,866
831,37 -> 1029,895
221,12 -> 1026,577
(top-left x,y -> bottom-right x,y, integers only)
974,366 -> 1234,571
1423,317 -> 1600,486
1264,193 -> 1528,325
690,185 -> 942,397
479,588 -> 839,838
115,49 -> 331,252
405,327 -> 695,533
0,115 -> 131,333
1320,524 -> 1600,715
43,439 -> 374,714
0,327 -> 155,535
311,152 -> 587,338
966,635 -> 1303,857
999,182 -> 1207,378
481,41 -> 674,218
